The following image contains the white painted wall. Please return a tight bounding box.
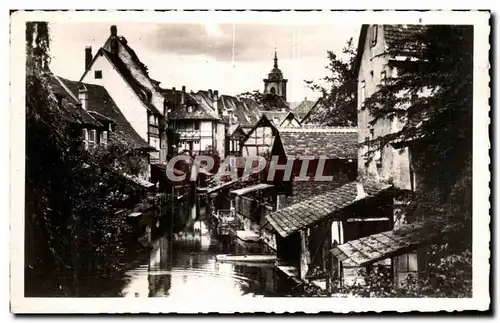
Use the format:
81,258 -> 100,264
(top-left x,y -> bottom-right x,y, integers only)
81,54 -> 149,144
281,117 -> 301,128
357,25 -> 412,190
106,39 -> 166,114
216,122 -> 226,159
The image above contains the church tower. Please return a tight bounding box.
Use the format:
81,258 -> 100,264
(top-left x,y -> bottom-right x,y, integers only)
263,50 -> 287,101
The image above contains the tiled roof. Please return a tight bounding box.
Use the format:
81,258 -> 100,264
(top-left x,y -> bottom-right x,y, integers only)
292,100 -> 316,120
102,50 -> 162,116
161,88 -> 217,120
220,95 -> 262,127
278,128 -> 358,159
331,222 -> 432,266
262,111 -> 290,126
168,93 -> 220,121
48,75 -> 102,128
354,24 -> 428,74
300,99 -> 323,124
57,76 -> 152,150
289,179 -> 351,205
266,181 -> 392,238
384,25 -> 428,56
227,125 -> 247,139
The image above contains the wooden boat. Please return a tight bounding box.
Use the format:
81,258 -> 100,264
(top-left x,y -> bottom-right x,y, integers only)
215,254 -> 277,263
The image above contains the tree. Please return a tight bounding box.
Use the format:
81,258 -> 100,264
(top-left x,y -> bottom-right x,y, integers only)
360,25 -> 473,297
301,26 -> 474,299
304,38 -> 357,126
239,90 -> 288,111
25,22 -> 151,296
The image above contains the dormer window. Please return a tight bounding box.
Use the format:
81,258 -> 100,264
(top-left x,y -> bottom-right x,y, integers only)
94,70 -> 102,79
371,25 -> 378,47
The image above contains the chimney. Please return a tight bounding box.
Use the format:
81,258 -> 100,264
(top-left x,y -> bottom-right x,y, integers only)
208,89 -> 213,100
110,25 -> 117,37
85,46 -> 92,70
78,86 -> 88,110
181,86 -> 186,105
213,90 -> 219,116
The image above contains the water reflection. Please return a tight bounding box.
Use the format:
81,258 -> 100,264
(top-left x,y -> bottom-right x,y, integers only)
120,204 -> 291,298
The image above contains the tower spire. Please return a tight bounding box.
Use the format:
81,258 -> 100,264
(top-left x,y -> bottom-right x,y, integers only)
274,48 -> 278,68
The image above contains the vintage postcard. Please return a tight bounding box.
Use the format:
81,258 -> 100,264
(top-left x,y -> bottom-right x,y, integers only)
10,10 -> 490,313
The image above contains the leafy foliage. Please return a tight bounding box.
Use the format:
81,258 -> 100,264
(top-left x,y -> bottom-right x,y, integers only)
239,90 -> 288,111
304,38 -> 357,126
301,26 -> 474,298
25,22 -> 150,296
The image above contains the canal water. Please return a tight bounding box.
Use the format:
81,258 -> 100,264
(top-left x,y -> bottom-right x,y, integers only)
117,197 -> 296,298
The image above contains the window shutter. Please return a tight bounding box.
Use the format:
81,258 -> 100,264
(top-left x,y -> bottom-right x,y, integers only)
102,131 -> 108,145
82,128 -> 88,150
89,129 -> 96,148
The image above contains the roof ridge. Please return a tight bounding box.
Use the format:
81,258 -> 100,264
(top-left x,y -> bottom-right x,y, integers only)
278,127 -> 357,133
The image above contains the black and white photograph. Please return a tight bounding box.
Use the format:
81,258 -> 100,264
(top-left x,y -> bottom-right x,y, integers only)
9,10 -> 490,313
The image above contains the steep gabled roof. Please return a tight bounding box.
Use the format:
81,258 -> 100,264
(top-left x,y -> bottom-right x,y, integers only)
227,124 -> 247,139
57,76 -> 152,150
262,111 -> 301,127
100,50 -> 162,116
262,111 -> 289,126
219,95 -> 262,127
48,74 -> 103,128
299,99 -> 322,124
278,128 -> 358,159
242,114 -> 279,144
292,99 -> 316,120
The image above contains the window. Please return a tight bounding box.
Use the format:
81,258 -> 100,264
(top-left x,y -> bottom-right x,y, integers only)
88,129 -> 97,149
150,137 -> 160,150
371,25 -> 378,47
149,114 -> 159,126
94,70 -> 102,79
100,131 -> 108,146
398,252 -> 418,272
194,121 -> 200,131
360,80 -> 366,108
381,70 -> 387,86
82,128 -> 89,150
270,87 -> 276,94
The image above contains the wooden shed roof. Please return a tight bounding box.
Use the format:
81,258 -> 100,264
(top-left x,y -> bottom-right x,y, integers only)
266,181 -> 392,238
330,222 -> 434,267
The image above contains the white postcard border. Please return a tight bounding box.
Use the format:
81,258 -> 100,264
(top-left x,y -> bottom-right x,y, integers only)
9,10 -> 491,313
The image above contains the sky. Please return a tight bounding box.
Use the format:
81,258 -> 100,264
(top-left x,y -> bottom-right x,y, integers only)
49,22 -> 360,103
